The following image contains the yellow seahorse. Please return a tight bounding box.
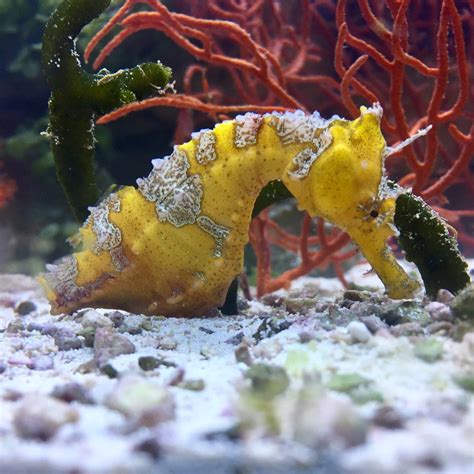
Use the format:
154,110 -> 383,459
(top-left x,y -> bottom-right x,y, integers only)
39,104 -> 429,316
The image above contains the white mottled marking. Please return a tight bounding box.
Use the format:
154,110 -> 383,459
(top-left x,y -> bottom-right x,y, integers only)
266,110 -> 340,146
89,194 -> 121,253
362,102 -> 383,120
138,147 -> 204,228
195,131 -> 217,165
234,113 -> 263,148
43,255 -> 85,305
157,174 -> 203,227
137,147 -> 189,203
287,128 -> 333,179
197,215 -> 231,258
87,194 -> 128,271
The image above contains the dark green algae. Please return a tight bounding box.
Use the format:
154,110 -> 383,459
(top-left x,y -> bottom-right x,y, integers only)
42,0 -> 172,221
394,192 -> 470,298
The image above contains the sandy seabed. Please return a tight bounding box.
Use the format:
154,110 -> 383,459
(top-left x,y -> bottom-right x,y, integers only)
0,264 -> 473,474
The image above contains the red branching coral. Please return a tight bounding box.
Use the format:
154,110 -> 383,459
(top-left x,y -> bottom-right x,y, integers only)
85,0 -> 473,296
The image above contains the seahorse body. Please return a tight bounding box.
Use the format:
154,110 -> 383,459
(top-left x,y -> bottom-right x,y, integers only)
39,104 -> 420,316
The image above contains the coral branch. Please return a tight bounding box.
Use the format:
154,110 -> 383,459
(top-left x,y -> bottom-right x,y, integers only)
97,94 -> 288,125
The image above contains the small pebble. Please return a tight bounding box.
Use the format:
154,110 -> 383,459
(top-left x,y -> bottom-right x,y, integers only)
253,317 -> 292,342
178,379 -> 205,391
6,319 -> 25,334
139,356 -> 176,371
379,301 -> 430,326
259,293 -> 285,307
26,322 -> 44,332
235,343 -> 253,366
414,338 -> 443,363
298,330 -> 315,343
359,315 -> 387,334
291,393 -> 368,449
94,327 -> 136,368
8,354 -> 32,366
15,301 -> 37,316
225,331 -> 245,345
375,328 -> 393,338
29,355 -> 54,371
390,322 -> 423,337
450,284 -> 474,320
252,338 -> 283,358
106,376 -> 175,426
343,290 -> 369,302
109,311 -> 125,327
168,368 -> 185,386
75,359 -> 96,374
40,324 -> 58,336
425,302 -> 453,322
100,363 -> 119,378
77,327 -> 96,347
141,320 -> 153,332
426,321 -> 453,335
54,328 -> 83,351
329,330 -> 352,344
436,288 -> 455,304
3,389 -> 23,402
81,309 -> 113,329
327,373 -> 370,393
372,405 -> 404,429
347,321 -> 372,343
284,298 -> 316,315
13,395 -> 79,441
23,339 -> 43,352
120,324 -> 142,335
51,382 -> 95,405
199,326 -> 215,335
237,297 -> 250,311
449,322 -> 472,342
454,373 -> 474,392
204,426 -> 241,442
157,336 -> 177,350
138,356 -> 162,371
245,363 -> 289,397
427,397 -> 466,424
351,387 -> 384,404
134,438 -> 161,460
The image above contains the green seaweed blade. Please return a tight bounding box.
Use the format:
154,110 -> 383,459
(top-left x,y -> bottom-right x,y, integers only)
394,192 -> 470,297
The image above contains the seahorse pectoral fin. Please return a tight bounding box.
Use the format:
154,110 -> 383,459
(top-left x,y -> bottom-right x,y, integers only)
346,199 -> 420,299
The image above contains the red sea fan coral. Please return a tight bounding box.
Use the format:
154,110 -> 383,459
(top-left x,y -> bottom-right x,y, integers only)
85,0 -> 473,296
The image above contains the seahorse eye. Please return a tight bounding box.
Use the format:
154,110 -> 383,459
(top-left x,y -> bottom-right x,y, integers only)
370,210 -> 379,218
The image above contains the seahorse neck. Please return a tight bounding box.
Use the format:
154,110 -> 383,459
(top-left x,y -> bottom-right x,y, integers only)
215,111 -> 338,210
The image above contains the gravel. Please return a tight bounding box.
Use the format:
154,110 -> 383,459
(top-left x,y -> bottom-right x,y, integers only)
0,267 -> 473,473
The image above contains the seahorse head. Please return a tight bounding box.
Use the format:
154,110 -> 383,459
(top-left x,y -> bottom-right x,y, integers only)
285,104 -> 426,299
289,104 -> 387,228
